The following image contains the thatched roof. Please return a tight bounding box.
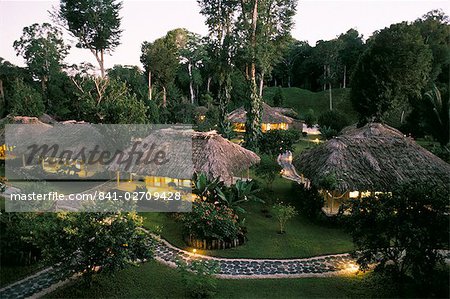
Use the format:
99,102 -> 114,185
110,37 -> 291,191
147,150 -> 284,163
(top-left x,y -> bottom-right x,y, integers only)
294,123 -> 450,193
0,116 -> 52,146
273,107 -> 298,119
228,103 -> 294,124
38,114 -> 58,124
107,129 -> 260,185
20,123 -> 107,157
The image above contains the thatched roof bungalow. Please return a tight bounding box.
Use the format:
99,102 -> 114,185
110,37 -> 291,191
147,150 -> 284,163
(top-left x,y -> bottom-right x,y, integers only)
107,129 -> 260,188
16,123 -> 108,177
294,123 -> 450,215
0,116 -> 52,160
228,103 -> 294,133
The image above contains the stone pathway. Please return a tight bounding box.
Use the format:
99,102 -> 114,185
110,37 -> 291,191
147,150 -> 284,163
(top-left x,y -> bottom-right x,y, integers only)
0,235 -> 358,298
277,151 -> 311,189
3,235 -> 449,298
153,237 -> 357,279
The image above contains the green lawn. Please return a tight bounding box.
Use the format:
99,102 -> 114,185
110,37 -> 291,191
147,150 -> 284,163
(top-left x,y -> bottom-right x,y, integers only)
44,260 -> 424,299
141,174 -> 352,259
263,87 -> 357,122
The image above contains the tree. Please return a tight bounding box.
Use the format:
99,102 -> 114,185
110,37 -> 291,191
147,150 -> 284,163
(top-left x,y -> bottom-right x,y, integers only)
13,23 -> 69,98
350,23 -> 432,124
72,75 -> 147,123
272,202 -> 297,233
342,185 -> 449,290
422,84 -> 449,146
239,0 -> 297,150
55,0 -> 123,77
36,212 -> 153,285
179,32 -> 206,104
255,154 -> 281,190
272,86 -> 285,107
107,65 -> 148,101
197,0 -> 237,134
413,10 -> 450,84
314,39 -> 341,110
259,129 -> 301,156
337,29 -> 364,88
317,110 -> 349,138
0,58 -> 31,117
9,79 -> 45,117
141,33 -> 180,107
273,39 -> 310,88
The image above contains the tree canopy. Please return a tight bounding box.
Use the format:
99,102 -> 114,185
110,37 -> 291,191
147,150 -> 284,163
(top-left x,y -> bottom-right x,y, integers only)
56,0 -> 123,77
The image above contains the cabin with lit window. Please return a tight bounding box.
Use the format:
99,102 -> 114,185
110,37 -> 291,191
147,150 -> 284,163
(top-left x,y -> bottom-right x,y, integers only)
228,103 -> 295,133
12,122 -> 107,178
107,129 -> 260,193
293,123 -> 450,215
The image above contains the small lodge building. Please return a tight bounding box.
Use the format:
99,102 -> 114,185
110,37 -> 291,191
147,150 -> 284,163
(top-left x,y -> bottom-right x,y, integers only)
294,123 -> 450,215
107,129 -> 260,192
228,103 -> 295,133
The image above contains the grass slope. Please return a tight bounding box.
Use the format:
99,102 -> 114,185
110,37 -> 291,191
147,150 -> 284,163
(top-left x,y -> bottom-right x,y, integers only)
263,87 -> 357,122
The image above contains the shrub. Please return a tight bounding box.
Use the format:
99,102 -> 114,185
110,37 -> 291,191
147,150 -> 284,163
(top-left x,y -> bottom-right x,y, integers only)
272,86 -> 285,107
176,259 -> 219,298
304,109 -> 316,128
317,110 -> 349,138
291,183 -> 324,219
0,212 -> 48,266
9,79 -> 45,117
180,201 -> 240,241
36,212 -> 153,285
254,154 -> 281,190
272,202 -> 298,233
259,129 -> 301,156
342,184 -> 449,289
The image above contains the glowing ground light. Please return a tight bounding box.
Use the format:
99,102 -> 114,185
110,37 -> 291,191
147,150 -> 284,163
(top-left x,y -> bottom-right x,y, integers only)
192,249 -> 197,254
344,262 -> 359,273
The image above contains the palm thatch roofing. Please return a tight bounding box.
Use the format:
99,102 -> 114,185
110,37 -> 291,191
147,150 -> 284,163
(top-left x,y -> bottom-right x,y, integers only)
273,107 -> 298,119
38,114 -> 58,124
27,123 -> 108,157
294,123 -> 450,193
107,129 -> 260,185
0,116 -> 52,146
228,103 -> 294,124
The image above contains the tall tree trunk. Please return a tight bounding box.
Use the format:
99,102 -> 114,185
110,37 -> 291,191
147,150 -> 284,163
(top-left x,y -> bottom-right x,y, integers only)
162,86 -> 167,108
329,82 -> 333,111
288,74 -> 291,88
343,65 -> 347,88
0,79 -> 4,118
245,0 -> 262,150
100,50 -> 105,78
258,71 -> 264,97
0,79 -> 3,99
188,63 -> 195,104
148,71 -> 152,101
207,77 -> 211,93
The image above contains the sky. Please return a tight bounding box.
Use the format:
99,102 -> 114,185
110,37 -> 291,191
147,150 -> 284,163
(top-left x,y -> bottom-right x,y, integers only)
0,0 -> 448,71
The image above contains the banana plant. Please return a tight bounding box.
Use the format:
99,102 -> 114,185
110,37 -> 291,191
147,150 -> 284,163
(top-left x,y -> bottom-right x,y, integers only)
219,180 -> 263,214
192,173 -> 225,203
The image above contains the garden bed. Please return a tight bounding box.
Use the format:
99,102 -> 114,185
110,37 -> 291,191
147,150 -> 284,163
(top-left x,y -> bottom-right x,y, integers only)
184,234 -> 245,250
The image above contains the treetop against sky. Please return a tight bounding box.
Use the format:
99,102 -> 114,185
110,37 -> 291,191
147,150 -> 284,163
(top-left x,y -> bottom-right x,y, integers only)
0,0 -> 448,70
